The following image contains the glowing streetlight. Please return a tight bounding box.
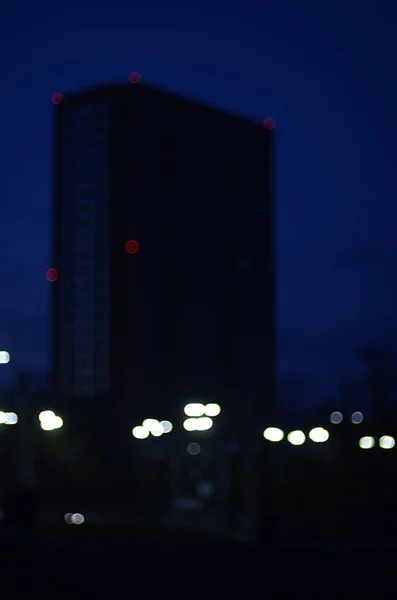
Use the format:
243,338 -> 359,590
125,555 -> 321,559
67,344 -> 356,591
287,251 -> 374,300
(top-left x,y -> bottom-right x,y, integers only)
379,435 -> 395,450
39,410 -> 63,431
184,403 -> 205,417
132,425 -> 149,439
183,417 -> 213,432
204,403 -> 221,417
0,351 -> 10,364
287,430 -> 306,446
359,436 -> 375,449
263,427 -> 284,442
308,427 -> 330,443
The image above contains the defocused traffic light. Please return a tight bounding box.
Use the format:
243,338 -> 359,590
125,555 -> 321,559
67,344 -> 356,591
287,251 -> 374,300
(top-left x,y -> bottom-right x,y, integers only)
125,240 -> 140,254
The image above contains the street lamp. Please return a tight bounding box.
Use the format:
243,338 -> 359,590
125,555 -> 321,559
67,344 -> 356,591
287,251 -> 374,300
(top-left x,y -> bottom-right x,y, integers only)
0,351 -> 10,364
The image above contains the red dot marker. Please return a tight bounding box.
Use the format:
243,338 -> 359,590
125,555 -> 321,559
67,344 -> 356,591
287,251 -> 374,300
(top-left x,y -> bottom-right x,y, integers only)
46,268 -> 58,282
125,240 -> 140,254
128,72 -> 141,84
52,93 -> 64,105
263,117 -> 276,130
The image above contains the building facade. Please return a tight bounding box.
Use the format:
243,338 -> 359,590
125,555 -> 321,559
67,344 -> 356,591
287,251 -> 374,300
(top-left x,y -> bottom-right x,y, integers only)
51,81 -> 275,442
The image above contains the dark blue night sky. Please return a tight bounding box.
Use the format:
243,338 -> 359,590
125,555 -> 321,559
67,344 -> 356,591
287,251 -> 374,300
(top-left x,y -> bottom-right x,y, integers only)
1,0 -> 396,405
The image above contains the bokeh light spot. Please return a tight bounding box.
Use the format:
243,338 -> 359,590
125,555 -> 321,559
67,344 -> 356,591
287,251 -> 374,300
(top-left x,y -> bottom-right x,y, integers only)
125,240 -> 140,254
52,93 -> 64,104
128,72 -> 141,84
263,117 -> 276,130
330,411 -> 343,424
46,268 -> 58,282
187,442 -> 201,456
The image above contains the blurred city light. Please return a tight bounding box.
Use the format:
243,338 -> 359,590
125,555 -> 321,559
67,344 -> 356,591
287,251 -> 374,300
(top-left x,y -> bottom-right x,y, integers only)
183,418 -> 197,431
132,425 -> 149,439
0,351 -> 10,364
204,403 -> 221,417
287,430 -> 306,446
39,410 -> 63,431
65,513 -> 85,525
72,513 -> 85,524
187,442 -> 201,455
263,427 -> 284,442
159,420 -> 173,433
351,411 -> 363,424
309,427 -> 330,443
184,403 -> 205,417
359,436 -> 375,449
5,412 -> 18,425
142,419 -> 164,436
0,411 -> 18,425
379,435 -> 395,450
183,417 -> 213,432
330,411 -> 343,424
196,417 -> 213,431
151,423 -> 165,437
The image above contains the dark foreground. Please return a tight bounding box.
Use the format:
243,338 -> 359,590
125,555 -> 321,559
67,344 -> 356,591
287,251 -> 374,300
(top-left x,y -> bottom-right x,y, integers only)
0,521 -> 396,597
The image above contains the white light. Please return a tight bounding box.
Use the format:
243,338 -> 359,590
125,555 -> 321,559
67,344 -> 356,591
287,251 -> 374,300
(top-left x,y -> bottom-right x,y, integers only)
151,423 -> 164,437
195,417 -> 213,431
183,418 -> 197,431
379,435 -> 395,450
0,411 -> 6,424
359,436 -> 375,449
330,411 -> 343,424
182,417 -> 213,432
204,403 -> 221,417
5,412 -> 18,425
142,419 -> 160,431
308,427 -> 330,443
160,420 -> 173,433
39,410 -> 55,423
132,425 -> 149,439
41,421 -> 55,431
53,416 -> 63,429
0,351 -> 10,364
351,411 -> 363,424
184,403 -> 205,417
263,427 -> 284,442
72,513 -> 85,525
287,430 -> 306,446
39,410 -> 62,431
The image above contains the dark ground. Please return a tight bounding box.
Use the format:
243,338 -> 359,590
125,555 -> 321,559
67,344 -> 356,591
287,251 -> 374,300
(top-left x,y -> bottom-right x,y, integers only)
0,519 -> 396,597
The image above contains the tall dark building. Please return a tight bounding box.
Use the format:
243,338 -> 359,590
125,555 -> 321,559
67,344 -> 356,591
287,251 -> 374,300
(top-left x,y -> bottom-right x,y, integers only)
51,81 -> 275,442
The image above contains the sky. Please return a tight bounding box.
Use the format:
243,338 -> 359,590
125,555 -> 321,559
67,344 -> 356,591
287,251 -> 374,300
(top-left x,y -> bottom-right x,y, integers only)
1,0 -> 396,405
